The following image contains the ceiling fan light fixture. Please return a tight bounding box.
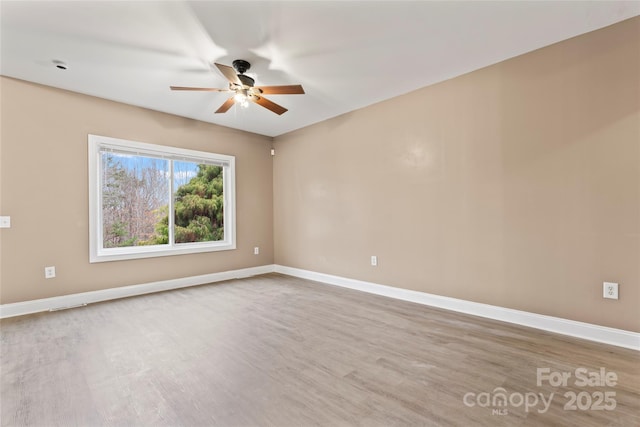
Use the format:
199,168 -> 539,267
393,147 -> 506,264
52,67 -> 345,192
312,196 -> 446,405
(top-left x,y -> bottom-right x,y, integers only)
234,91 -> 250,109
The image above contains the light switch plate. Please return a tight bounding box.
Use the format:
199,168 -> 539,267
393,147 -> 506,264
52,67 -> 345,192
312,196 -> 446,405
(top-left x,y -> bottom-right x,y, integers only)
0,216 -> 10,228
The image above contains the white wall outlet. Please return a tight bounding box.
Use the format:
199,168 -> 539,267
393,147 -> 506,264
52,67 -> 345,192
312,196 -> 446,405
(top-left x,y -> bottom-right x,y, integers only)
0,216 -> 10,228
371,255 -> 378,266
44,266 -> 56,279
603,282 -> 618,300
254,247 -> 260,255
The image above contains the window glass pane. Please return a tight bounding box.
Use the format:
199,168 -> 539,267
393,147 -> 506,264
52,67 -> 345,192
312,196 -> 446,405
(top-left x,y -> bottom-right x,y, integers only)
101,152 -> 170,248
173,161 -> 224,243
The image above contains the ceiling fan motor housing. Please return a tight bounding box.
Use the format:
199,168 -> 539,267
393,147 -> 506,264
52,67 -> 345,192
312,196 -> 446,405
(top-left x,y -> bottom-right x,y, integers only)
238,74 -> 255,87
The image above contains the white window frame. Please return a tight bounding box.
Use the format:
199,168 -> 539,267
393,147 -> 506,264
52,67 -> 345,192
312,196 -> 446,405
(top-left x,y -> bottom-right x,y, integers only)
88,134 -> 236,263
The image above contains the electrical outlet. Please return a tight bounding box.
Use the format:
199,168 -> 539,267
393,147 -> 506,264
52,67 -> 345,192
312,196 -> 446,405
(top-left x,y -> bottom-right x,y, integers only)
44,266 -> 56,279
254,247 -> 259,255
603,282 -> 618,300
371,256 -> 378,266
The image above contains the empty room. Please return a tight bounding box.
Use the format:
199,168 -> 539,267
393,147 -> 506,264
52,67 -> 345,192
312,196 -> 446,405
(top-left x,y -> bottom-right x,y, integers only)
1,1 -> 639,426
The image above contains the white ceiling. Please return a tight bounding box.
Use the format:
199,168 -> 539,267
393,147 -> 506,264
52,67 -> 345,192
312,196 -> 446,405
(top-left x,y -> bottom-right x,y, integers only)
1,1 -> 639,138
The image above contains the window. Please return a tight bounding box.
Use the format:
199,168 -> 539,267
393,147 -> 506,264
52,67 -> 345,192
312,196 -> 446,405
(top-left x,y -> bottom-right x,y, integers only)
88,135 -> 235,262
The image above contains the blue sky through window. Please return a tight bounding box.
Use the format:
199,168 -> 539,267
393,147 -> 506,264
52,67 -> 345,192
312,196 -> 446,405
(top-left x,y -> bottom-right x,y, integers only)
174,160 -> 200,188
106,153 -> 199,187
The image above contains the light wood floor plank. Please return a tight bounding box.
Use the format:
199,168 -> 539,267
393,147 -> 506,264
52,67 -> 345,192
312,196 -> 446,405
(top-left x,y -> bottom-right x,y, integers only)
1,273 -> 638,426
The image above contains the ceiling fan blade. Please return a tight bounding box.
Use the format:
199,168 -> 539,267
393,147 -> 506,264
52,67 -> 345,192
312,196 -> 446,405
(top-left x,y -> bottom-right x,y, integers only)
255,85 -> 305,95
170,86 -> 229,92
215,97 -> 236,114
253,96 -> 288,115
214,63 -> 242,85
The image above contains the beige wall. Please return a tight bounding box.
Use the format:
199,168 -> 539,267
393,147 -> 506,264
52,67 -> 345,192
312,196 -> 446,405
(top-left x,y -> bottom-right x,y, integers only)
273,17 -> 640,332
0,77 -> 273,304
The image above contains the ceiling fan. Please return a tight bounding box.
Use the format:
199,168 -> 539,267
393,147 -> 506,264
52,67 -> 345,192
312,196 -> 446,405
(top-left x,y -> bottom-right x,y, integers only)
170,59 -> 304,115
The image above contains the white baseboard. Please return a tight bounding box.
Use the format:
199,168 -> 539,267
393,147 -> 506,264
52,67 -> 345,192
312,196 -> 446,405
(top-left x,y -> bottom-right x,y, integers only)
0,264 -> 276,319
3,263 -> 637,351
274,265 -> 640,351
